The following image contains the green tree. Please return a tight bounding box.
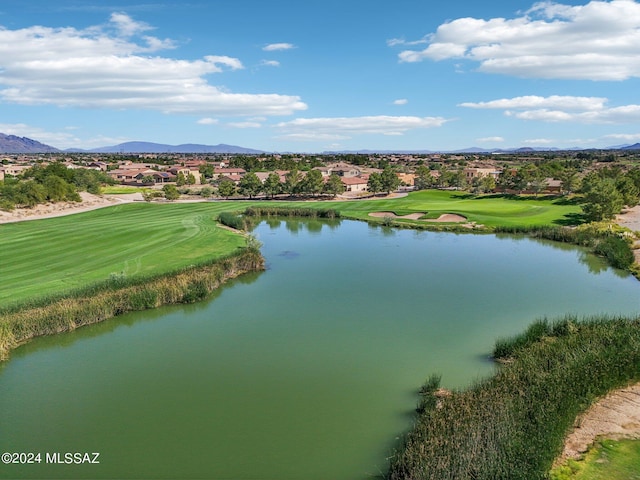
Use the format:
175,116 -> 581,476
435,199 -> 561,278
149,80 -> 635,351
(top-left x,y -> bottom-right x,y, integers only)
16,180 -> 47,207
238,172 -> 262,198
44,176 -> 80,202
581,177 -> 624,221
414,166 -> 434,190
530,171 -> 548,196
300,169 -> 324,196
217,178 -> 236,199
615,176 -> 640,206
263,173 -> 282,199
477,175 -> 496,194
199,164 -> 214,179
380,167 -> 400,194
558,168 -> 579,195
176,172 -> 187,186
187,173 -> 197,186
200,186 -> 213,198
284,169 -> 301,196
367,172 -> 383,194
324,174 -> 345,197
162,184 -> 180,201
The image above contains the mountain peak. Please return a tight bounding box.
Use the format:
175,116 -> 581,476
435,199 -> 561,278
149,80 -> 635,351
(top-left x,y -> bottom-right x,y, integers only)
0,133 -> 59,153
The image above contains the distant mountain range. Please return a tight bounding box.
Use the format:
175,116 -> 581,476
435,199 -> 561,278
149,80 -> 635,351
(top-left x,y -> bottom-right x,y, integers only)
2,132 -> 640,154
0,133 -> 59,153
66,141 -> 265,154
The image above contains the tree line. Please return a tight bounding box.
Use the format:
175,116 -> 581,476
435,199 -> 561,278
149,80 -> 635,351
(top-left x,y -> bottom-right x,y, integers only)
0,163 -> 114,211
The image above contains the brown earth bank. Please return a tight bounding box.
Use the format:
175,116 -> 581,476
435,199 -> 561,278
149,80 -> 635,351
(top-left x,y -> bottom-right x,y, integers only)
555,382 -> 640,466
615,204 -> 640,265
0,192 -> 130,224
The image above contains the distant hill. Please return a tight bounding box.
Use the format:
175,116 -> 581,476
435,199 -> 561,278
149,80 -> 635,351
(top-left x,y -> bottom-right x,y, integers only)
0,133 -> 59,153
73,141 -> 266,154
621,143 -> 640,150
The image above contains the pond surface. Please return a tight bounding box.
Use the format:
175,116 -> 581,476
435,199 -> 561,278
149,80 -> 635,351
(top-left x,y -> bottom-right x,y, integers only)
1,219 -> 639,479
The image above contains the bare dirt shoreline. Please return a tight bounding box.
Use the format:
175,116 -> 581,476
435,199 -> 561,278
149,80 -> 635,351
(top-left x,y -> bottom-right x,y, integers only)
555,383 -> 640,465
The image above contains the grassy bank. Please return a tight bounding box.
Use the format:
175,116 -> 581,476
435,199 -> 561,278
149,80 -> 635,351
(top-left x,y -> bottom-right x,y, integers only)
0,202 -> 247,305
494,223 -> 638,273
551,439 -> 640,479
0,247 -> 264,360
386,315 -> 640,480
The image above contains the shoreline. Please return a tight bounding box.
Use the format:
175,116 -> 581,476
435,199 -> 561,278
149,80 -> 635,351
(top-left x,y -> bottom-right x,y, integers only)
555,382 -> 640,467
0,248 -> 264,361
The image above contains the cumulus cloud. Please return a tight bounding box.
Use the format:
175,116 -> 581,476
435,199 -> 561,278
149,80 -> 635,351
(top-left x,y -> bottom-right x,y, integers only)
393,99 -> 409,105
0,14 -> 307,116
460,94 -> 640,124
263,43 -> 295,51
275,115 -> 449,140
260,60 -> 281,67
395,0 -> 640,80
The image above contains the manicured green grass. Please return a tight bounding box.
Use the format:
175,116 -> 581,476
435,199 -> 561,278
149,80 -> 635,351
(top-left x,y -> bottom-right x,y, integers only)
332,190 -> 582,227
0,202 -> 246,305
0,190 -> 582,306
216,190 -> 582,227
552,439 -> 640,480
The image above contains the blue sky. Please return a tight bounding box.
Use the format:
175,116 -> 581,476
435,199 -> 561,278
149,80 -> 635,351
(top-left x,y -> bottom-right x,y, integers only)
1,0 -> 640,152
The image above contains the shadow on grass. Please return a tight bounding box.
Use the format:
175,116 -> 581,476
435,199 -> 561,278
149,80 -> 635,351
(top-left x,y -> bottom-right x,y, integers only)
553,212 -> 587,226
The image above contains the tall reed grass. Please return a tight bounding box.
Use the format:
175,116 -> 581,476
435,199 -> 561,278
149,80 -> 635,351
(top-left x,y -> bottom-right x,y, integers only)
244,206 -> 341,218
0,248 -> 264,361
495,223 -> 637,271
386,315 -> 640,480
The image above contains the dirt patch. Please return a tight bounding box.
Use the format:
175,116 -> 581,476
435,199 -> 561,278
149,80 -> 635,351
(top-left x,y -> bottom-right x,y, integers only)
615,205 -> 640,265
0,192 -> 128,224
368,212 -> 467,222
555,382 -> 640,465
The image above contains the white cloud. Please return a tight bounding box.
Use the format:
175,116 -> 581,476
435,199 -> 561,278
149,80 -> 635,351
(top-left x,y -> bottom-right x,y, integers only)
396,0 -> 640,80
276,133 -> 351,142
0,14 -> 307,116
393,99 -> 408,105
263,43 -> 295,51
523,138 -> 555,144
0,122 -> 79,147
477,136 -> 505,143
387,37 -> 429,47
461,94 -> 640,124
275,115 -> 449,140
109,12 -> 153,37
459,95 -> 607,111
604,132 -> 640,140
260,60 -> 281,67
227,121 -> 262,128
204,55 -> 244,70
197,118 -> 219,125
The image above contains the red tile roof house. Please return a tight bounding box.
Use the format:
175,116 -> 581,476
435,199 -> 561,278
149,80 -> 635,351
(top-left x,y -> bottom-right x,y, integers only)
340,176 -> 369,192
108,168 -> 158,183
213,168 -> 246,182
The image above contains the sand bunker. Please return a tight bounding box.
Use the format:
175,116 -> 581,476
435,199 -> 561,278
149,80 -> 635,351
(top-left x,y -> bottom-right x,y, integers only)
369,211 -> 467,223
